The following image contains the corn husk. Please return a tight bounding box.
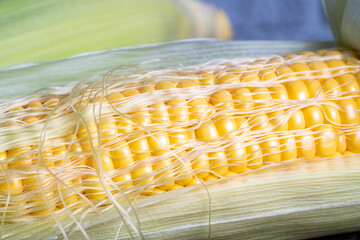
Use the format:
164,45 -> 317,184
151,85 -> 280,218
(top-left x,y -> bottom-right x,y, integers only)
66,157 -> 360,240
0,39 -> 335,99
4,157 -> 360,239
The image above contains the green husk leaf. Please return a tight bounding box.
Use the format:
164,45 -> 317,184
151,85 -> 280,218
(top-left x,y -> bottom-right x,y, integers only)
78,157 -> 360,240
0,39 -> 335,100
4,157 -> 360,239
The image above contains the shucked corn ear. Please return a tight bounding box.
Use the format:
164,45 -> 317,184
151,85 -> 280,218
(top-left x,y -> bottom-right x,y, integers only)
0,0 -> 232,70
1,48 -> 360,239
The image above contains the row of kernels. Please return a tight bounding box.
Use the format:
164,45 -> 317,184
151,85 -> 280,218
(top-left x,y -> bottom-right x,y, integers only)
196,50 -> 357,85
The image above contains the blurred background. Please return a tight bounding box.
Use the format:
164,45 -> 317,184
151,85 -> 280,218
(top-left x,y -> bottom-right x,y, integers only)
0,0 -> 335,69
204,0 -> 334,41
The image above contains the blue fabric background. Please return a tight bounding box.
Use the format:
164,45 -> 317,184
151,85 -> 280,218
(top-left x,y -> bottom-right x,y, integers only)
203,0 -> 334,41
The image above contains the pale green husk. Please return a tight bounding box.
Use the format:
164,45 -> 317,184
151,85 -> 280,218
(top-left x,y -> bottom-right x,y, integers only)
0,39 -> 335,99
3,157 -> 360,239
70,157 -> 360,240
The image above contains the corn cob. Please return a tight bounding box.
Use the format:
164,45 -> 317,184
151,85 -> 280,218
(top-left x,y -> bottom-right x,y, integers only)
1,48 -> 360,238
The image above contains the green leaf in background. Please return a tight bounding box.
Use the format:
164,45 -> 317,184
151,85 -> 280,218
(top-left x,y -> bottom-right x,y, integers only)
0,0 -> 232,70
